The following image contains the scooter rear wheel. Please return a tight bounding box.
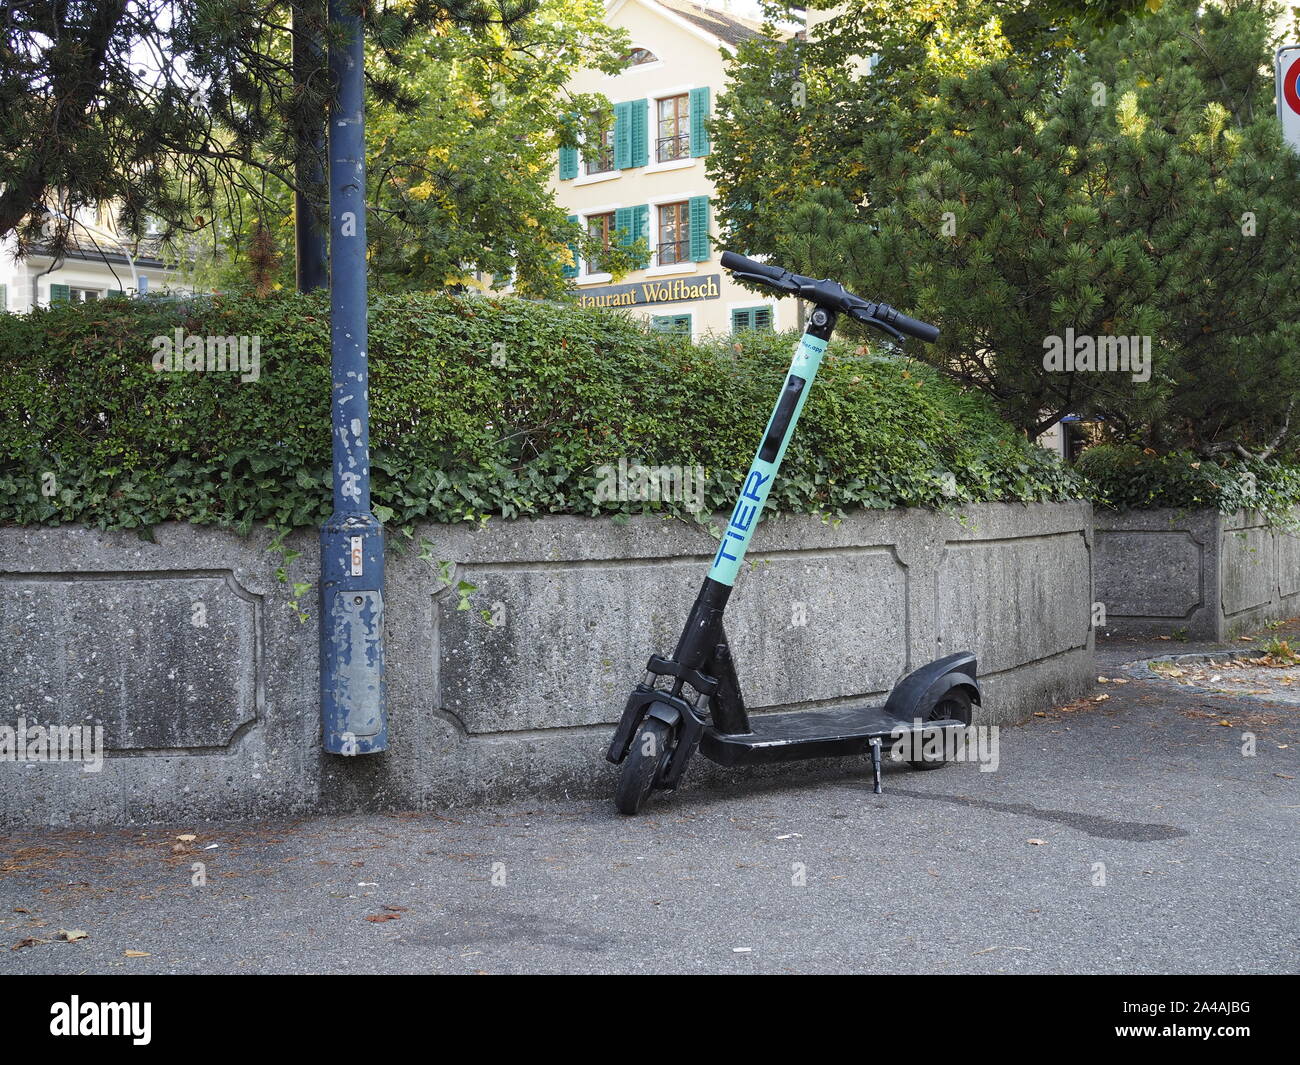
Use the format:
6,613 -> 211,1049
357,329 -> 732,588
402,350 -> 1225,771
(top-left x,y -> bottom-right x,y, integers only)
614,718 -> 674,815
908,689 -> 972,770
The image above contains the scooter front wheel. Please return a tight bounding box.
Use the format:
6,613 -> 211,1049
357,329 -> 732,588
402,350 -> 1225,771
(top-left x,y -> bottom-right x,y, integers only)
908,689 -> 973,770
614,718 -> 674,815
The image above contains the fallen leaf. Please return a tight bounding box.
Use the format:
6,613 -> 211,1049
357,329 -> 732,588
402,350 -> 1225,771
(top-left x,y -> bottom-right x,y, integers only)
124,950 -> 150,957
381,905 -> 408,913
56,929 -> 88,942
1027,839 -> 1047,846
11,937 -> 46,951
364,913 -> 400,922
176,834 -> 196,842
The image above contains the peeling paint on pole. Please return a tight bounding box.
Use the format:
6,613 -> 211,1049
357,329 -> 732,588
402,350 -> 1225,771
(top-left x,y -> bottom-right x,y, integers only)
320,0 -> 386,754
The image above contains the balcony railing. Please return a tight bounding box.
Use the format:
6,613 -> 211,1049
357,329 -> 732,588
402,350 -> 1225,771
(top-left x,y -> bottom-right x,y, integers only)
656,132 -> 690,163
656,239 -> 690,266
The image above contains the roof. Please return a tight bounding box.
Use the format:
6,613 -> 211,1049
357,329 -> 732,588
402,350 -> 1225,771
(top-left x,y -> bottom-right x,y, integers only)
24,208 -> 175,268
651,0 -> 776,49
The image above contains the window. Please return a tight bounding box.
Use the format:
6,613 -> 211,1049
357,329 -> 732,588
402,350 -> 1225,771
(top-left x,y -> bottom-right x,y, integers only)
626,47 -> 658,66
50,284 -> 100,304
651,314 -> 691,336
732,307 -> 774,334
656,94 -> 691,163
656,201 -> 691,265
584,113 -> 615,175
585,212 -> 615,273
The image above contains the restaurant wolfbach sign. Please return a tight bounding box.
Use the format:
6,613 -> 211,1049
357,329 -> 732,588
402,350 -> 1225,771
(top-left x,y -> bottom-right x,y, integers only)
576,274 -> 721,309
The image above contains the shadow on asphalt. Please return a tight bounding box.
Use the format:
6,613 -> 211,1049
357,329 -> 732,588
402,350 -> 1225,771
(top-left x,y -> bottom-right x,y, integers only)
884,788 -> 1189,842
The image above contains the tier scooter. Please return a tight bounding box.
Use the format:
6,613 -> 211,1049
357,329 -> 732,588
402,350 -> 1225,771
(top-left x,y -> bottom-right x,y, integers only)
606,251 -> 980,814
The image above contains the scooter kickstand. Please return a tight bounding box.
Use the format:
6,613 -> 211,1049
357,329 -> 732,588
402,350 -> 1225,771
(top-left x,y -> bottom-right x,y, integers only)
869,738 -> 883,795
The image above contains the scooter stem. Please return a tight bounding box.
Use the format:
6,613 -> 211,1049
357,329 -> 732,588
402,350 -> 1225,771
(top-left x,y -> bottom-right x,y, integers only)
709,307 -> 837,587
667,308 -> 838,680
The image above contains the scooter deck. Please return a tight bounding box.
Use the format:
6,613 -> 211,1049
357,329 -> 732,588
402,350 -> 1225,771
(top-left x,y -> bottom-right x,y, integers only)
700,704 -> 966,766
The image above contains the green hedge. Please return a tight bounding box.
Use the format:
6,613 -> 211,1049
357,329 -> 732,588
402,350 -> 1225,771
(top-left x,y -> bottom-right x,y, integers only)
0,291 -> 1080,533
1077,444 -> 1300,521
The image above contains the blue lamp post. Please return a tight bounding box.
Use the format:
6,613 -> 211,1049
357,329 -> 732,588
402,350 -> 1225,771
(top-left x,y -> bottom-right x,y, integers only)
320,0 -> 386,754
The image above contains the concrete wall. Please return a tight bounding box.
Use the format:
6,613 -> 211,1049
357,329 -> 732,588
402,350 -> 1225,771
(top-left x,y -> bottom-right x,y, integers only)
1094,508 -> 1300,640
0,502 -> 1095,827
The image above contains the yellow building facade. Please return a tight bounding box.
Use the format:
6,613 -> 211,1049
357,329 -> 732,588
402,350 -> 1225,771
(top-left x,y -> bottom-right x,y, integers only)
552,0 -> 787,339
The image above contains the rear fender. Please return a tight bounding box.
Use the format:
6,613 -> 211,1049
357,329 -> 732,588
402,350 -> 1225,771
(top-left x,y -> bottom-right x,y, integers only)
883,651 -> 981,723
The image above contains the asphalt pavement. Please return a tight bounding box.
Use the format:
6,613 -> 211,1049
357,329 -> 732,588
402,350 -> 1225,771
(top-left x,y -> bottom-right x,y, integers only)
3,632 -> 1297,975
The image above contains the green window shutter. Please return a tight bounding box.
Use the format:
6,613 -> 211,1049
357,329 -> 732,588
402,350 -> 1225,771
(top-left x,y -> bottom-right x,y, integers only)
563,214 -> 579,278
632,204 -> 649,265
651,314 -> 691,336
613,101 -> 633,169
559,144 -> 578,180
614,205 -> 650,265
614,206 -> 634,246
689,87 -> 711,157
49,283 -> 70,304
629,99 -> 649,168
687,196 -> 710,262
732,306 -> 774,334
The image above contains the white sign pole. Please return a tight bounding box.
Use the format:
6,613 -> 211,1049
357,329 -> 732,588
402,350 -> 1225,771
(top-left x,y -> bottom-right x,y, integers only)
1277,45 -> 1300,153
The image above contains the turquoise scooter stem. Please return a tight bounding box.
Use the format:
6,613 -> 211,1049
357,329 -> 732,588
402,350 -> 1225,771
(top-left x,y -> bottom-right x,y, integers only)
708,315 -> 833,586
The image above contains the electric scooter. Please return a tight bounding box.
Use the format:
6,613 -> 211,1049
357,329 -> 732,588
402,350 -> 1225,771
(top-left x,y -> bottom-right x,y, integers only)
606,250 -> 980,814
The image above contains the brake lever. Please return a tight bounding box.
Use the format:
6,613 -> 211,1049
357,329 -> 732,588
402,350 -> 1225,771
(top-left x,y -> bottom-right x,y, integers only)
853,312 -> 905,342
731,270 -> 801,296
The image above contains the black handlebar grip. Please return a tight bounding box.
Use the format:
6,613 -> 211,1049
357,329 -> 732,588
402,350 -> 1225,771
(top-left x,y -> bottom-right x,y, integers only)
720,250 -> 786,281
893,312 -> 940,343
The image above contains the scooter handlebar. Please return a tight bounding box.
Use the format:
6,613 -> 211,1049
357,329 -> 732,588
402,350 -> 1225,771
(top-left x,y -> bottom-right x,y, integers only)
720,249 -> 940,343
719,250 -> 786,281
876,307 -> 941,344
